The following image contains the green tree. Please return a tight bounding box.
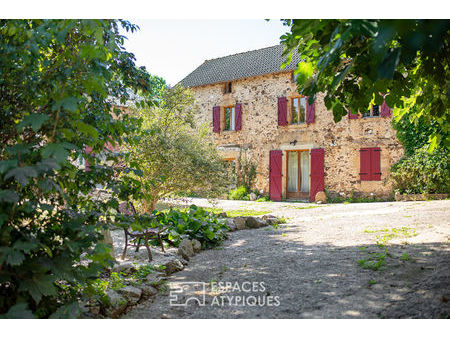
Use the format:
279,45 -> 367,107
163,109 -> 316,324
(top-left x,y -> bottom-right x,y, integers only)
0,19 -> 152,318
280,19 -> 449,150
127,85 -> 228,212
391,104 -> 449,194
392,105 -> 448,156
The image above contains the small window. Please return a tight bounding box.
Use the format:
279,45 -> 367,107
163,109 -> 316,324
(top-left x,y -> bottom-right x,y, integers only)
363,104 -> 380,118
291,96 -> 306,124
224,82 -> 232,94
224,106 -> 235,131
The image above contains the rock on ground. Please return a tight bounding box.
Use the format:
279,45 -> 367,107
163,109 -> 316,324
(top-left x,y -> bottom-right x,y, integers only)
191,239 -> 202,253
178,239 -> 195,260
105,290 -> 128,318
233,217 -> 247,230
164,259 -> 184,275
117,285 -> 142,305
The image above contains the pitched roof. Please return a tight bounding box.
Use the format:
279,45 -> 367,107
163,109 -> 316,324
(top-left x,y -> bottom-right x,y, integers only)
178,44 -> 302,88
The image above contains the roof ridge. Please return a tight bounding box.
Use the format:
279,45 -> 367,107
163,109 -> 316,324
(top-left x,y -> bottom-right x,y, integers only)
204,44 -> 283,63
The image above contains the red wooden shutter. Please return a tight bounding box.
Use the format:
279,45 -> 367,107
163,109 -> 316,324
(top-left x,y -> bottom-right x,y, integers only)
370,147 -> 381,181
359,148 -> 371,181
348,109 -> 359,119
212,106 -> 220,133
310,148 -> 324,202
269,150 -> 282,201
360,147 -> 381,181
380,101 -> 392,117
277,97 -> 288,126
306,97 -> 315,124
235,103 -> 242,131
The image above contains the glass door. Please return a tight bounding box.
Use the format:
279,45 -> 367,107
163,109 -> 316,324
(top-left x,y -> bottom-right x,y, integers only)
286,150 -> 310,200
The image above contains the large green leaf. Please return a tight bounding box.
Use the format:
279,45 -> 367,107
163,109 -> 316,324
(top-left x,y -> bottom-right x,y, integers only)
16,114 -> 50,132
19,275 -> 57,304
72,120 -> 99,140
0,303 -> 35,319
0,189 -> 19,203
4,248 -> 25,266
4,166 -> 38,185
41,143 -> 69,163
0,159 -> 18,174
13,241 -> 38,253
52,97 -> 79,113
49,301 -> 81,319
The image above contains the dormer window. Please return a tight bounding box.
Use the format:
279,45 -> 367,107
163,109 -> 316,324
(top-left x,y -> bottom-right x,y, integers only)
224,106 -> 235,131
291,96 -> 307,124
363,104 -> 380,118
224,82 -> 232,94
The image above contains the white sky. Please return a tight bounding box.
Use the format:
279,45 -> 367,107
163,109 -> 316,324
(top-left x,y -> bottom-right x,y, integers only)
121,20 -> 290,86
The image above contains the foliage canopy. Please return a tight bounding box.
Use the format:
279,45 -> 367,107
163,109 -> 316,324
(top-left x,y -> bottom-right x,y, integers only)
0,19 -> 152,318
281,19 -> 449,150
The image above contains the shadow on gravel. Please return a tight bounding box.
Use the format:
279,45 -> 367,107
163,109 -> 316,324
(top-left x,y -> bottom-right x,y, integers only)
124,227 -> 450,319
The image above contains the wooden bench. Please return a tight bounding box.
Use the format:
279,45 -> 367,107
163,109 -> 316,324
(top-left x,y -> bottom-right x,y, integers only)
118,202 -> 167,262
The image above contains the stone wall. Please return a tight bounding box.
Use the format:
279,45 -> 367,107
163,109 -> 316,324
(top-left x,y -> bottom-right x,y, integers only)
190,71 -> 403,199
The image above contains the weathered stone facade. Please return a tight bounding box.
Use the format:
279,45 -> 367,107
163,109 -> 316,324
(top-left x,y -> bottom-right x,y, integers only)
190,71 -> 403,199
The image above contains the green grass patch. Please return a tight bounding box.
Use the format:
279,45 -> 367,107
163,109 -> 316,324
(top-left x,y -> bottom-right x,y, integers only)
358,226 -> 418,272
400,253 -> 411,261
203,207 -> 271,218
291,205 -> 322,210
358,251 -> 387,271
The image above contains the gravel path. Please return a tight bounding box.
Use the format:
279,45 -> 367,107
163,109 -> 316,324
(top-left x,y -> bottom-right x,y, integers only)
124,199 -> 450,318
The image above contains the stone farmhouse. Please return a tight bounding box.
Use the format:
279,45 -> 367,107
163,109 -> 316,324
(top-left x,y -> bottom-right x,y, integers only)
179,45 -> 403,202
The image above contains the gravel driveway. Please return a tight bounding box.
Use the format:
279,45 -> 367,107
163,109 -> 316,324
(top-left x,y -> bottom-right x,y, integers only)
124,199 -> 450,318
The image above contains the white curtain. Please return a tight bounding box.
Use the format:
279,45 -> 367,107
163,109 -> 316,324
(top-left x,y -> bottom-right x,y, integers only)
287,152 -> 298,192
300,151 -> 310,192
230,107 -> 235,131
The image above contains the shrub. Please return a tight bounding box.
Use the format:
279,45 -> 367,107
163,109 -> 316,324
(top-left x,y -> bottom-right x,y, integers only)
390,148 -> 449,194
235,150 -> 258,193
160,205 -> 228,249
228,186 -> 248,200
126,86 -> 229,212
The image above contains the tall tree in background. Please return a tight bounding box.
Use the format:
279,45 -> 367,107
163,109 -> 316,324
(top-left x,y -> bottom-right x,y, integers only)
281,19 -> 449,150
0,19 -> 152,318
127,85 -> 228,212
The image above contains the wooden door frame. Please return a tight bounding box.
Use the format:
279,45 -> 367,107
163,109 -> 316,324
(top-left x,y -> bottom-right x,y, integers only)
285,149 -> 310,200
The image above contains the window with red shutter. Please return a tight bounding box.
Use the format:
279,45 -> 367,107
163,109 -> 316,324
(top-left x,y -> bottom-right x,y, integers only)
278,97 -> 287,126
380,101 -> 392,117
212,106 -> 220,133
306,96 -> 315,124
235,103 -> 242,131
360,147 -> 381,181
370,148 -> 381,180
310,148 -> 324,202
269,150 -> 283,201
348,109 -> 359,119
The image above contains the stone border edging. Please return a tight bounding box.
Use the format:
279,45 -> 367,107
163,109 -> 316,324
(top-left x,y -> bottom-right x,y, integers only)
82,214 -> 281,318
394,193 -> 448,201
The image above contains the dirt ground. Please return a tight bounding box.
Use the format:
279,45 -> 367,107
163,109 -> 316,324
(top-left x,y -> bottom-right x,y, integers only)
124,199 -> 450,319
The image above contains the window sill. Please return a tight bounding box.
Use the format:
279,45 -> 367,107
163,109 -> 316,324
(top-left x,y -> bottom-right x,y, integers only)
358,117 -> 382,123
282,123 -> 308,129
